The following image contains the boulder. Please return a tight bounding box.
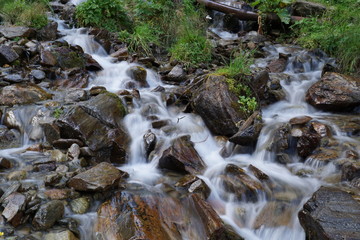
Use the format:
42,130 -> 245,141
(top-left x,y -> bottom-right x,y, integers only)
192,74 -> 245,136
38,22 -> 58,41
0,127 -> 21,149
298,186 -> 360,240
32,200 -> 64,230
266,53 -> 288,73
292,0 -> 326,17
0,83 -> 52,106
297,131 -> 321,158
175,175 -> 211,199
158,135 -> 206,174
0,26 -> 36,39
67,162 -> 128,192
126,66 -> 148,87
306,72 -> 360,111
162,65 -> 186,83
70,197 -> 90,214
143,130 -> 157,158
0,45 -> 19,65
341,162 -> 360,181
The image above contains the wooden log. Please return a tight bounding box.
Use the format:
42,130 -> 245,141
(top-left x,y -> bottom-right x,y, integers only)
197,0 -> 304,22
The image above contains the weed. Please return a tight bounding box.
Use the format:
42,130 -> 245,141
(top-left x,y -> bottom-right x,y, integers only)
53,107 -> 63,119
216,51 -> 254,78
251,0 -> 293,24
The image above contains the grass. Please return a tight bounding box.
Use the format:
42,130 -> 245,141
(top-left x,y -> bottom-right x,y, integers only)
0,0 -> 49,29
216,51 -> 254,78
292,0 -> 360,74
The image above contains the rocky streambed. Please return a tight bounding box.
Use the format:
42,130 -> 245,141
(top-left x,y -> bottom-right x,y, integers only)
1,0 -> 360,239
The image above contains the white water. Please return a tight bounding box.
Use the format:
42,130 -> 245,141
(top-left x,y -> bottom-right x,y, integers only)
0,1 -> 358,239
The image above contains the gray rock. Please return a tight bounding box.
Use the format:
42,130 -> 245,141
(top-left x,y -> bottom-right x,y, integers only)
30,70 -> 46,81
38,22 -> 58,41
164,65 -> 186,83
32,200 -> 64,230
298,186 -> 360,240
4,74 -> 23,83
0,26 -> 36,39
70,197 -> 90,214
126,66 -> 148,87
2,193 -> 26,227
0,45 -> 19,65
44,230 -> 79,240
64,89 -> 88,102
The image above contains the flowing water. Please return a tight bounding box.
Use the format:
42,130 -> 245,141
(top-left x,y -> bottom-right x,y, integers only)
0,1 -> 359,239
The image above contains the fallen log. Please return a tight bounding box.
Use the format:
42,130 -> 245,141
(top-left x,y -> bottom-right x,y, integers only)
197,0 -> 304,22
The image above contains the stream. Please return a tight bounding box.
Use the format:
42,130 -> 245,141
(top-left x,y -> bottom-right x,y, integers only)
0,0 -> 359,239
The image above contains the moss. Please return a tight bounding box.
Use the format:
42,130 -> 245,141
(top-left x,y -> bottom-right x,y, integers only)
104,92 -> 127,116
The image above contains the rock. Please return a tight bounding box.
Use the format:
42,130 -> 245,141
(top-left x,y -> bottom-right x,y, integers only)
341,162 -> 360,181
175,175 -> 211,199
311,121 -> 331,137
223,13 -> 241,33
30,70 -> 46,81
297,131 -> 321,158
306,72 -> 360,111
189,194 -> 244,240
254,201 -> 293,229
158,135 -> 206,174
89,86 -> 107,96
0,26 -> 36,39
229,123 -> 262,146
65,89 -> 88,102
70,197 -> 90,214
0,45 -> 19,65
44,230 -> 79,240
68,143 -> 81,159
152,119 -> 171,129
44,189 -> 71,200
53,139 -> 84,149
289,116 -> 312,125
41,122 -> 61,144
163,65 -> 186,83
0,83 -> 52,106
95,190 -> 183,240
32,200 -> 64,230
192,74 -> 245,136
84,54 -> 103,71
3,74 -> 23,83
38,22 -> 58,41
269,123 -> 291,154
248,164 -> 269,181
8,170 -> 27,181
40,50 -> 58,67
110,47 -> 128,60
143,130 -> 156,158
266,53 -> 288,73
292,0 -> 326,17
221,164 -> 263,202
298,186 -> 360,240
67,162 -> 128,192
252,70 -> 269,100
0,157 -> 12,169
126,66 -> 148,87
0,127 -> 21,149
2,193 -> 26,227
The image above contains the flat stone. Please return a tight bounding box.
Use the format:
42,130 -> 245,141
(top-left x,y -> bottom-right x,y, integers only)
0,26 -> 36,39
0,45 -> 19,65
32,200 -> 64,230
289,116 -> 312,125
44,230 -> 79,240
30,70 -> 46,80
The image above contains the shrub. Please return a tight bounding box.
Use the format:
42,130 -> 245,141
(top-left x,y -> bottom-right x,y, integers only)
76,0 -> 131,32
251,0 -> 293,24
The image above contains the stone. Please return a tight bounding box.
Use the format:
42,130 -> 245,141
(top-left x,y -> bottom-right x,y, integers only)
223,13 -> 241,33
3,74 -> 23,83
2,193 -> 26,227
70,197 -> 90,214
67,162 -> 128,192
306,72 -> 360,111
44,230 -> 79,240
254,201 -> 293,228
85,54 -> 103,71
110,47 -> 128,60
38,22 -> 58,41
298,186 -> 360,240
175,175 -> 211,199
30,70 -> 46,81
229,123 -> 262,146
341,162 -> 360,181
289,116 -> 312,125
158,135 -> 206,174
248,164 -> 269,181
252,70 -> 269,100
266,54 -> 288,73
0,127 -> 21,149
44,189 -> 72,200
53,139 -> 84,149
126,66 -> 148,87
0,26 -> 36,39
191,74 -> 245,136
292,0 -> 326,17
311,121 -> 331,137
32,200 -> 64,230
40,50 -> 58,67
0,83 -> 52,106
0,157 -> 12,169
163,65 -> 186,83
8,170 -> 27,181
0,45 -> 19,65
143,130 -> 156,158
65,89 -> 88,102
268,123 -> 291,154
297,131 -> 321,158
89,86 -> 107,96
68,143 -> 81,159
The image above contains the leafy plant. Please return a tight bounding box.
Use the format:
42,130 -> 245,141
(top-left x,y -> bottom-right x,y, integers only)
251,0 -> 292,24
53,107 -> 64,119
216,51 -> 254,78
76,0 -> 131,32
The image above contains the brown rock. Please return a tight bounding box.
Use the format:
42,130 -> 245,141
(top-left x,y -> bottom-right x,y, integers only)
175,175 -> 211,199
44,189 -> 71,200
297,131 -> 321,158
67,162 -> 128,192
2,193 -> 26,227
289,116 -> 312,125
311,121 -> 331,137
32,200 -> 64,230
0,157 -> 12,169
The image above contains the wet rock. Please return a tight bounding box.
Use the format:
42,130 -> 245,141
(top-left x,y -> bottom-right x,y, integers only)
297,131 -> 321,158
0,83 -> 52,106
33,161 -> 57,172
67,162 -> 128,192
223,13 -> 241,33
252,70 -> 269,100
44,230 -> 79,240
143,130 -> 156,158
306,72 -> 360,111
30,70 -> 46,81
38,22 -> 58,41
0,127 -> 21,149
267,73 -> 286,101
32,200 -> 64,230
289,116 -> 312,125
0,26 -> 36,39
341,162 -> 360,182
266,53 -> 289,73
68,143 -> 81,159
8,170 -> 27,181
0,157 -> 12,169
53,139 -> 84,149
44,189 -> 71,200
291,0 -> 326,17
40,50 -> 58,67
95,190 -> 183,240
126,66 -> 148,87
221,164 -> 263,202
298,186 -> 360,240
254,201 -> 293,229
2,193 -> 26,227
3,74 -> 23,83
248,164 -> 269,181
0,45 -> 19,65
175,175 -> 211,199
64,89 -> 88,102
89,86 -> 107,96
229,122 -> 262,146
85,54 -> 103,71
70,197 -> 90,214
163,65 -> 186,83
269,123 -> 291,154
192,74 -> 245,136
158,135 -> 206,174
110,47 -> 128,60
152,119 -> 171,129
189,194 -> 244,240
311,121 -> 331,137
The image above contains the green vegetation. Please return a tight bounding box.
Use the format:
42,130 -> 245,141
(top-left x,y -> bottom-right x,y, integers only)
251,0 -> 292,24
76,0 -> 212,65
0,0 -> 49,29
216,51 -> 254,78
53,107 -> 64,119
292,0 -> 360,74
